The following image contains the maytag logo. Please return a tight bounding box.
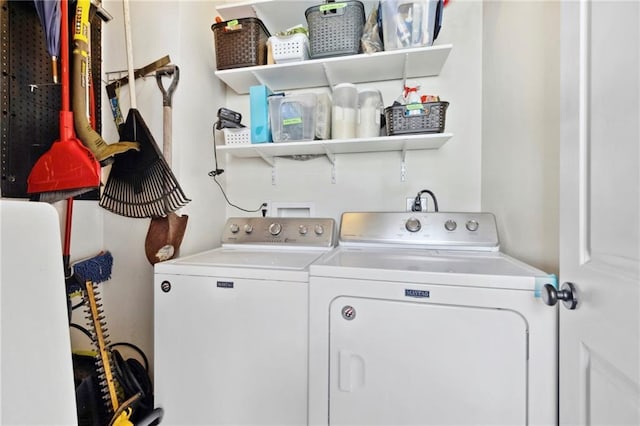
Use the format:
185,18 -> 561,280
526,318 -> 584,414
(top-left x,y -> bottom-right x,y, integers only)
217,281 -> 234,288
405,289 -> 430,298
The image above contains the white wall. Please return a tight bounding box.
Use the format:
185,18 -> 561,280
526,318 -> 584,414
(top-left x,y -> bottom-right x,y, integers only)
221,0 -> 484,220
481,1 -> 560,274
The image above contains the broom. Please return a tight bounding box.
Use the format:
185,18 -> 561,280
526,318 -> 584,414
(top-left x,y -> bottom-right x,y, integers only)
27,0 -> 101,203
99,0 -> 189,218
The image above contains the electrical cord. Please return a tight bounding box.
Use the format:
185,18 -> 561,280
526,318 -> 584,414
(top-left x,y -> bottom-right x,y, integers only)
413,189 -> 439,212
209,122 -> 267,214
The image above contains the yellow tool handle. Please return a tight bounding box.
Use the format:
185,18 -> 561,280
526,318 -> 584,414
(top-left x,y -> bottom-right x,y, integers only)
73,0 -> 91,43
85,281 -> 119,412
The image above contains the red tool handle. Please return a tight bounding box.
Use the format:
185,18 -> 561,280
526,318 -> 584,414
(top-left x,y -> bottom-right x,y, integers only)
60,0 -> 69,114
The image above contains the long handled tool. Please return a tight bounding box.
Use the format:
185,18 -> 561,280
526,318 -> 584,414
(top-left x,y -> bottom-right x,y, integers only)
71,0 -> 139,165
145,65 -> 188,264
99,0 -> 189,218
27,0 -> 101,203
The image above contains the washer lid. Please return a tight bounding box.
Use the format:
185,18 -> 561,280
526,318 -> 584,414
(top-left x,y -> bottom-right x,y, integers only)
156,246 -> 331,278
309,247 -> 555,291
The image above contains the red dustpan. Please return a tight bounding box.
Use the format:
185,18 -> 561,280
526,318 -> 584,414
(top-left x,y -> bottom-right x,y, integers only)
27,0 -> 100,202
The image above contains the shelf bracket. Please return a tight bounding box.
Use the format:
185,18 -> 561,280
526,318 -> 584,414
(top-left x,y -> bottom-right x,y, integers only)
322,63 -> 336,88
254,149 -> 275,168
402,52 -> 410,87
322,147 -> 337,184
251,70 -> 268,88
400,147 -> 408,182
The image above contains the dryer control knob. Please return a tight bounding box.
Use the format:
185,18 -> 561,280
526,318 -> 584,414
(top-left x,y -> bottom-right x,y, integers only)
230,223 -> 240,233
244,224 -> 253,234
299,225 -> 308,235
405,217 -> 422,232
269,223 -> 282,236
466,220 -> 479,232
444,219 -> 457,231
314,225 -> 325,235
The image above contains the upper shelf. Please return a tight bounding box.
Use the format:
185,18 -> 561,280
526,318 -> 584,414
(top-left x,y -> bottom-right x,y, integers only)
215,45 -> 453,95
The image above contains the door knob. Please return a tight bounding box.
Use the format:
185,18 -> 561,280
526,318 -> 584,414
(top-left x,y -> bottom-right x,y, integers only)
542,282 -> 578,310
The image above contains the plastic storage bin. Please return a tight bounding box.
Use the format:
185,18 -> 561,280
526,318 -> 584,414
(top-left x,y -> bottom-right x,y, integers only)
357,89 -> 384,138
305,1 -> 365,59
315,93 -> 332,140
222,128 -> 251,145
380,0 -> 443,51
332,83 -> 358,139
269,33 -> 310,63
269,93 -> 317,142
211,17 -> 271,70
384,101 -> 449,135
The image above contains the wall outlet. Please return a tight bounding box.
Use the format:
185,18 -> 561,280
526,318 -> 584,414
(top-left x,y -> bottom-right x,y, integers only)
406,197 -> 429,212
268,201 -> 315,217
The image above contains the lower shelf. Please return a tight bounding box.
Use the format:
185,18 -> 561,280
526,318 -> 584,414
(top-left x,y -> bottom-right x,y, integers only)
217,133 -> 453,163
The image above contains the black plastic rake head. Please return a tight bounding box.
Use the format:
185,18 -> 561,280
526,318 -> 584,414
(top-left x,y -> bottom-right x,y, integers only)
99,109 -> 190,218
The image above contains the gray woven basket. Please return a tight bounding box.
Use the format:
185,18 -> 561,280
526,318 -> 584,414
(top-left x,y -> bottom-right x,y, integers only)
305,1 -> 365,59
384,102 -> 449,135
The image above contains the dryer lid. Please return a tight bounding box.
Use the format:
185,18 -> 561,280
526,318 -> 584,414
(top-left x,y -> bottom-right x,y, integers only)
310,247 -> 555,291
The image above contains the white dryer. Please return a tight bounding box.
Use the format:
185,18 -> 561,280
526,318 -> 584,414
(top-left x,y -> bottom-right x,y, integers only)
154,217 -> 336,425
308,212 -> 558,426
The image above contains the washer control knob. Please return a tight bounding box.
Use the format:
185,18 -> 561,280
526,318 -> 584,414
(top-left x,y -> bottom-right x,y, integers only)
244,224 -> 253,234
314,225 -> 325,235
444,220 -> 457,231
405,217 -> 422,232
299,225 -> 308,235
466,220 -> 479,232
229,223 -> 240,234
269,222 -> 282,236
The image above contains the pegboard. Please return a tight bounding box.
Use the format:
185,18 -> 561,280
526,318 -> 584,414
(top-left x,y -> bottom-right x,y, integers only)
1,0 -> 102,199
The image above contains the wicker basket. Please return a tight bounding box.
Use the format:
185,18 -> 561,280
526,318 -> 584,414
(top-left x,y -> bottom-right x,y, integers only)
384,101 -> 449,135
305,1 -> 365,59
269,33 -> 310,63
211,18 -> 270,70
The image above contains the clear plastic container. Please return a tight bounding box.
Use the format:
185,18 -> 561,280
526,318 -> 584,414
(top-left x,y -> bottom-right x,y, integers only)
380,0 -> 442,51
332,83 -> 358,139
268,93 -> 317,142
357,89 -> 384,138
315,93 -> 332,140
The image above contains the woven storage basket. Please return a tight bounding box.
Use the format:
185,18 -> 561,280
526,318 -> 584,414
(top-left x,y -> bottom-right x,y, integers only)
211,18 -> 270,70
384,101 -> 449,135
269,33 -> 310,63
222,128 -> 251,145
305,1 -> 365,59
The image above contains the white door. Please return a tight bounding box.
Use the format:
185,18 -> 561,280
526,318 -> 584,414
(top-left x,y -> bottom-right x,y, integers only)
560,0 -> 640,423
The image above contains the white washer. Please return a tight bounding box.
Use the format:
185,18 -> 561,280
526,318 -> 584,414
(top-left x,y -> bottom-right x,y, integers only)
308,212 -> 558,426
154,217 -> 336,425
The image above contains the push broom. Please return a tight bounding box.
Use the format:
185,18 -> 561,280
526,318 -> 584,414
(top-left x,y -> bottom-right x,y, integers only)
27,0 -> 111,303
99,0 -> 189,218
27,0 -> 100,203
